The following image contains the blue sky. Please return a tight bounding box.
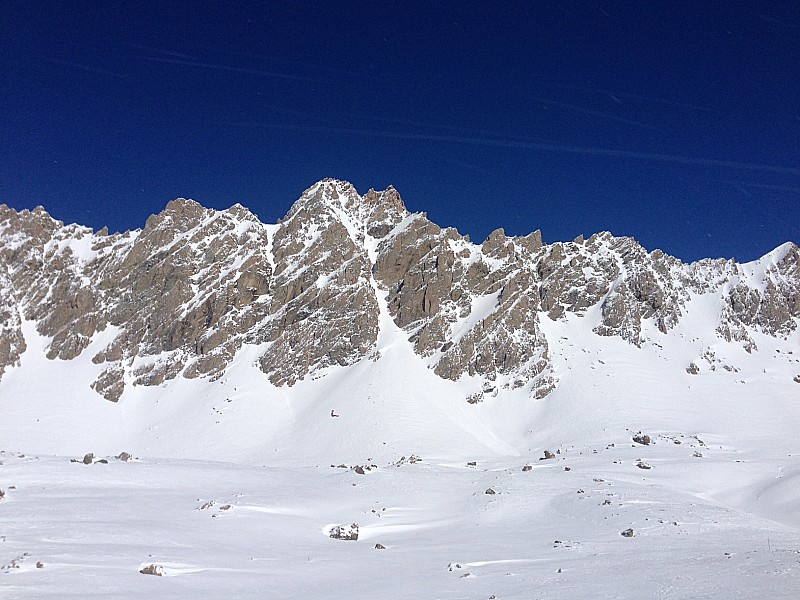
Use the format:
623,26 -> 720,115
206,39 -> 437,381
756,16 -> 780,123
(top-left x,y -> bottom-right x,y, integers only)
2,1 -> 798,261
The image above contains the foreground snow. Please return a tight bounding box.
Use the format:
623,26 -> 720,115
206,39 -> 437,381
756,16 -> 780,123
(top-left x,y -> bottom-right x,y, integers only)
1,283 -> 799,597
2,443 -> 798,599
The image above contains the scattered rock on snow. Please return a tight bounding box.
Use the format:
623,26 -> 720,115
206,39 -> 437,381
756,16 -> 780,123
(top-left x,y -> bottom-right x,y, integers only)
139,564 -> 166,576
392,455 -> 422,467
329,523 -> 359,541
540,450 -> 555,460
632,433 -> 651,445
1,553 -> 31,572
522,464 -> 532,472
374,543 -> 386,549
636,460 -> 652,470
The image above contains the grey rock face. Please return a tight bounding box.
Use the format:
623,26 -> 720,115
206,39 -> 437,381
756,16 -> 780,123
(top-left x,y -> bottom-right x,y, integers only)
1,180 -> 798,403
374,218 -> 555,397
0,263 -> 25,378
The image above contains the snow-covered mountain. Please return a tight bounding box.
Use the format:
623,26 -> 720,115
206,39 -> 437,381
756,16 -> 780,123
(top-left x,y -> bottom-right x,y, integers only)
1,180 -> 799,598
1,179 -> 797,403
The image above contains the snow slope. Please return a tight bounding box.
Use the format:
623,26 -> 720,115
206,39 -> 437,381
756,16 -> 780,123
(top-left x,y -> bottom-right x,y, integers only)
2,279 -> 799,598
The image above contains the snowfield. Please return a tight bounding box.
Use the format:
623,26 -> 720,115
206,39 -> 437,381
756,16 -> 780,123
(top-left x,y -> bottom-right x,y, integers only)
2,445 -> 799,599
2,279 -> 799,598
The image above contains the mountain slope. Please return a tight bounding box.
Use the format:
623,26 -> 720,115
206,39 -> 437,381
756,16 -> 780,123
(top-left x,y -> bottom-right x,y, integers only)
0,179 -> 798,463
1,179 -> 796,408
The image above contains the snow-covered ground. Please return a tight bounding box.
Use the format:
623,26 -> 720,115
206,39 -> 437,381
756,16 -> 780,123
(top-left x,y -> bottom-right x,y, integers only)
2,292 -> 799,598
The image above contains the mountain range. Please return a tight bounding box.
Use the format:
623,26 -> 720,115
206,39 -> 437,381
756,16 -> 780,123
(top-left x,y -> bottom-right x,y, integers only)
1,178 -> 797,408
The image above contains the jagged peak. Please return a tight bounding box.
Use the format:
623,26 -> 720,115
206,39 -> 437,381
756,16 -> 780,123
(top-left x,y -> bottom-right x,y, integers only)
283,179 -> 409,239
757,241 -> 797,266
737,241 -> 800,288
0,203 -> 63,242
143,198 -> 208,233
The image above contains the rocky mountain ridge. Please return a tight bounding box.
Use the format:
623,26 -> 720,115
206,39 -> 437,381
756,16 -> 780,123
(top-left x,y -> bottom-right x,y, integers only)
1,179 -> 798,402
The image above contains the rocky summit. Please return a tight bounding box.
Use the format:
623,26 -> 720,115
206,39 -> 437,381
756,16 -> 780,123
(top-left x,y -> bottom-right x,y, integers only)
0,179 -> 798,402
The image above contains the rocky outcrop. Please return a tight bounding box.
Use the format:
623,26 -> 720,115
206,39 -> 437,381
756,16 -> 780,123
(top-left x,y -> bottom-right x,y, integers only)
0,262 -> 25,377
256,181 -> 382,385
0,179 -> 798,403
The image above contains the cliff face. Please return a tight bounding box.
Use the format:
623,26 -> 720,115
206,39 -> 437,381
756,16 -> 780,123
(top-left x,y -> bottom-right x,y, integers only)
1,179 -> 798,401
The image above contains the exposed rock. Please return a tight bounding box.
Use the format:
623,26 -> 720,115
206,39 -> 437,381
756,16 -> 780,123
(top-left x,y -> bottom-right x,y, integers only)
0,263 -> 26,378
686,363 -> 700,374
116,452 -> 131,462
374,543 -> 386,550
636,460 -> 652,470
1,183 -> 798,403
522,465 -> 533,472
621,528 -> 635,537
632,433 -> 651,446
541,450 -> 555,460
82,453 -> 94,465
329,523 -> 359,541
485,488 -> 496,495
139,564 -> 165,576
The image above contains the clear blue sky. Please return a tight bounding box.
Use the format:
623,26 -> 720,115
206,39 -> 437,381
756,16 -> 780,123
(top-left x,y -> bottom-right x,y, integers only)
2,1 -> 798,262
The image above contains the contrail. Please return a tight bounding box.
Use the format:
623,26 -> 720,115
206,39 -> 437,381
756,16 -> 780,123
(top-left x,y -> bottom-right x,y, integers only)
436,155 -> 498,176
223,121 -> 800,176
541,82 -> 714,112
352,112 -> 535,143
711,179 -> 800,193
528,95 -> 660,130
140,56 -> 328,83
217,48 -> 396,85
48,58 -> 136,80
122,42 -> 197,60
730,182 -> 754,198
